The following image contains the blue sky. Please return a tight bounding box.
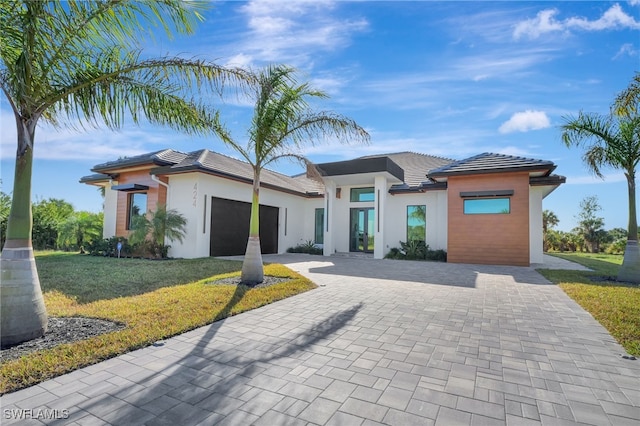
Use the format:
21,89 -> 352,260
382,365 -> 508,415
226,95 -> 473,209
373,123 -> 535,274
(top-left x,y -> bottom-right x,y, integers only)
1,0 -> 639,232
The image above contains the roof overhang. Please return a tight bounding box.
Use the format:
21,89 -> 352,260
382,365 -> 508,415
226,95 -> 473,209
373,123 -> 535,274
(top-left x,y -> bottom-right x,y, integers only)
530,174 -> 566,198
316,157 -> 404,186
110,183 -> 149,192
429,167 -> 554,182
79,173 -> 116,186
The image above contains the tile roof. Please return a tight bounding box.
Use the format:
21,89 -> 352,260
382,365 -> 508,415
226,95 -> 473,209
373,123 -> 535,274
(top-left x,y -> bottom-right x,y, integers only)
92,149 -> 189,172
147,149 -> 324,196
356,152 -> 454,186
427,152 -> 556,178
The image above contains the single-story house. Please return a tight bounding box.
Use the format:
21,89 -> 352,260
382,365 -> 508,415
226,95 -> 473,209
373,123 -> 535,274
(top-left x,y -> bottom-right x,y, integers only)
81,149 -> 565,266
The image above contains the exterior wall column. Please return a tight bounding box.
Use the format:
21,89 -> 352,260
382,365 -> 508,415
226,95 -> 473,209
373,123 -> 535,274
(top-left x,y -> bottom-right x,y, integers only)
323,179 -> 336,256
529,186 -> 544,264
103,181 -> 118,238
374,175 -> 387,259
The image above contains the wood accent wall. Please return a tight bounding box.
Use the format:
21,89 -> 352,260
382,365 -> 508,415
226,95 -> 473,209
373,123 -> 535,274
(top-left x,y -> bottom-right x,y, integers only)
447,172 -> 530,266
114,168 -> 167,236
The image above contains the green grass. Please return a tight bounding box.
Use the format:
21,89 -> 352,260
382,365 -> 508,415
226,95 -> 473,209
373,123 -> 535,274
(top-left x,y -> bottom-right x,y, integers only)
35,252 -> 245,303
538,252 -> 639,357
0,253 -> 316,394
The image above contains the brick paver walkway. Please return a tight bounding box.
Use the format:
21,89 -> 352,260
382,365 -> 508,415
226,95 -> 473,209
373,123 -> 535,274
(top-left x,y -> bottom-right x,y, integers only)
2,255 -> 639,425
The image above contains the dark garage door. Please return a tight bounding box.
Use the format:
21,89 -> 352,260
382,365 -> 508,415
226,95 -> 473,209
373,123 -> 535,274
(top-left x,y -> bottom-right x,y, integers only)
210,197 -> 279,256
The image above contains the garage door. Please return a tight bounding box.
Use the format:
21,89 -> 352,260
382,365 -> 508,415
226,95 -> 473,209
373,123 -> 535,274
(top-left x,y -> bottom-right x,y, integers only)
210,197 -> 279,256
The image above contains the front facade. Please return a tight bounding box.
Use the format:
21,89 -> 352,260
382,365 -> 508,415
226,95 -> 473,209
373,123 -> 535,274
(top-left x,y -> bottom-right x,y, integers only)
81,150 -> 564,266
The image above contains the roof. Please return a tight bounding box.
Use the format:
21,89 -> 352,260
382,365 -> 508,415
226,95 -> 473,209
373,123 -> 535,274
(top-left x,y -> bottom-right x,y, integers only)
151,150 -> 324,196
358,152 -> 454,187
427,152 -> 556,179
91,149 -> 189,173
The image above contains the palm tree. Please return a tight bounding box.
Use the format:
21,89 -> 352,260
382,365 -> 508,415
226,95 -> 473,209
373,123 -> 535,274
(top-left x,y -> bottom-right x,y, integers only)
0,0 -> 244,347
542,209 -> 559,252
560,75 -> 640,282
217,65 -> 369,284
129,204 -> 187,257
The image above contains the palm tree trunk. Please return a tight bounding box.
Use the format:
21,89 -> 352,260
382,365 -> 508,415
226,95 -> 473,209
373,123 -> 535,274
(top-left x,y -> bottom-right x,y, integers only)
618,171 -> 640,283
240,168 -> 263,285
1,119 -> 48,347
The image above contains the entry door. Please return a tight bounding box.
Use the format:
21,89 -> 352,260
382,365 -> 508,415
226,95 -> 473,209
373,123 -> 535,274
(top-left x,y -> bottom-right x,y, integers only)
350,208 -> 375,252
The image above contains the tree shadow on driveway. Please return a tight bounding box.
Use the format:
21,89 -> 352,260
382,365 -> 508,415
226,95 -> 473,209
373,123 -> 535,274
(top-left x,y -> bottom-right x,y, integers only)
62,281 -> 364,425
281,255 -> 554,288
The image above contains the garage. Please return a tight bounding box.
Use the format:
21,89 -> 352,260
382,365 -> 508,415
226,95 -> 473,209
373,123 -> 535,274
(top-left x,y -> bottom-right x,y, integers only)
209,197 -> 279,256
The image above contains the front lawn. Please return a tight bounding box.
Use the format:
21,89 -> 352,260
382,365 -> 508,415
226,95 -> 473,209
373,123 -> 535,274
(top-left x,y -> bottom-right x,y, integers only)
0,252 -> 316,394
538,252 -> 639,357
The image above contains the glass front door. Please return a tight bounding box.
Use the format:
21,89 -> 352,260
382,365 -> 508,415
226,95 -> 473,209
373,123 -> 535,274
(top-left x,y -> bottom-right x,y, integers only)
350,208 -> 375,252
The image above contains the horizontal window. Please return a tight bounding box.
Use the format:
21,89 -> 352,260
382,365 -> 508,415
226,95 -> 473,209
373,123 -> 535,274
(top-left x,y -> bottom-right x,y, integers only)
350,187 -> 374,202
464,198 -> 510,214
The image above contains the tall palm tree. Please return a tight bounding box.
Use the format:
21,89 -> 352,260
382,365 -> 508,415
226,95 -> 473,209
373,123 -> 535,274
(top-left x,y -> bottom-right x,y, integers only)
0,0 -> 244,347
560,76 -> 640,282
217,65 -> 369,284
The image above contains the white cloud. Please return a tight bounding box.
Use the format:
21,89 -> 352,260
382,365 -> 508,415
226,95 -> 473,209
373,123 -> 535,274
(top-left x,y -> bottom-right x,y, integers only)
514,4 -> 640,40
613,43 -> 639,59
513,9 -> 566,40
498,110 -> 551,134
232,0 -> 368,68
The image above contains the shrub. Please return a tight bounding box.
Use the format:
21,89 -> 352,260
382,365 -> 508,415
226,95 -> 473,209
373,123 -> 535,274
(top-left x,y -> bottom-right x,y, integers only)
605,238 -> 627,255
287,240 -> 323,255
385,241 -> 447,262
86,236 -> 132,257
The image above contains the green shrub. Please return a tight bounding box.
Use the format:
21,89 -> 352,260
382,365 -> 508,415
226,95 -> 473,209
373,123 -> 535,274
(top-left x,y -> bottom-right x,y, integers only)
287,240 -> 323,255
605,238 -> 626,255
86,236 -> 132,257
385,241 -> 446,262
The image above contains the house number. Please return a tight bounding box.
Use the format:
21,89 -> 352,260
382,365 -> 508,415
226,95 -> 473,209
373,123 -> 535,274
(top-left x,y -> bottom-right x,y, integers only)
193,183 -> 198,207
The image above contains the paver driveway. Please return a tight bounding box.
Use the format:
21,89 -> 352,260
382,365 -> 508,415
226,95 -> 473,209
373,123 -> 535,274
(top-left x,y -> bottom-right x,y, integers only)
2,255 -> 639,425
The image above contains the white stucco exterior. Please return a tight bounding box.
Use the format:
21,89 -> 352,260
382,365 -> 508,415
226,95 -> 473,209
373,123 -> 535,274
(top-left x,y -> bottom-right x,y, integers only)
86,150 -> 563,266
102,180 -> 118,238
165,173 -> 322,259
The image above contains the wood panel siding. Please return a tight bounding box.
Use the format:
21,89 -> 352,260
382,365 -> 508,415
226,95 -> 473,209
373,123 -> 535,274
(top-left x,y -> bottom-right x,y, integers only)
114,169 -> 167,236
447,172 -> 530,266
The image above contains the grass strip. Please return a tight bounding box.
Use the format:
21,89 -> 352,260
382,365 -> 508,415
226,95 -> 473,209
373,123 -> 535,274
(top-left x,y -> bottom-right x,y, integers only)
538,252 -> 639,357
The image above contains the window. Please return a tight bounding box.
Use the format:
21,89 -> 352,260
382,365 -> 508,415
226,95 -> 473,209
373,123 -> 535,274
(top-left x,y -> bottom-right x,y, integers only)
314,208 -> 324,244
127,192 -> 147,229
407,205 -> 426,242
463,198 -> 510,214
350,187 -> 374,202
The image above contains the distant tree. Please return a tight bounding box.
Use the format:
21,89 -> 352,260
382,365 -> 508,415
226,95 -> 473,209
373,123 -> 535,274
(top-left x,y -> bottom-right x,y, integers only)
542,210 -> 559,252
608,227 -> 628,241
56,211 -> 103,252
575,196 -> 607,253
32,198 -> 74,250
0,190 -> 10,249
561,72 -> 640,282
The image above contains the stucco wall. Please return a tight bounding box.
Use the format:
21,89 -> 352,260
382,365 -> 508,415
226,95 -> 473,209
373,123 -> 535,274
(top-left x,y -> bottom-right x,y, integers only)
102,180 -> 118,238
167,173 -> 320,259
529,186 -> 545,264
446,172 -> 531,266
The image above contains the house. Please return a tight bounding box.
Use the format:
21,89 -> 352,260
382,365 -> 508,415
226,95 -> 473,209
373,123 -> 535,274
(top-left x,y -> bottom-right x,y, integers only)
81,149 -> 565,266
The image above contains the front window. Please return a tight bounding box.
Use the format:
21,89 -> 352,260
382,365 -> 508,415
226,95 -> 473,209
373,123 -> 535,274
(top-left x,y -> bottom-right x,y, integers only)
127,192 -> 147,229
463,198 -> 510,214
350,187 -> 375,202
407,205 -> 426,242
314,208 -> 324,244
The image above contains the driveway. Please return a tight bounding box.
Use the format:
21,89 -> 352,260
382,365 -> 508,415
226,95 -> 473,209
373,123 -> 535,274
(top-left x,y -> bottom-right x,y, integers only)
2,255 -> 639,425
